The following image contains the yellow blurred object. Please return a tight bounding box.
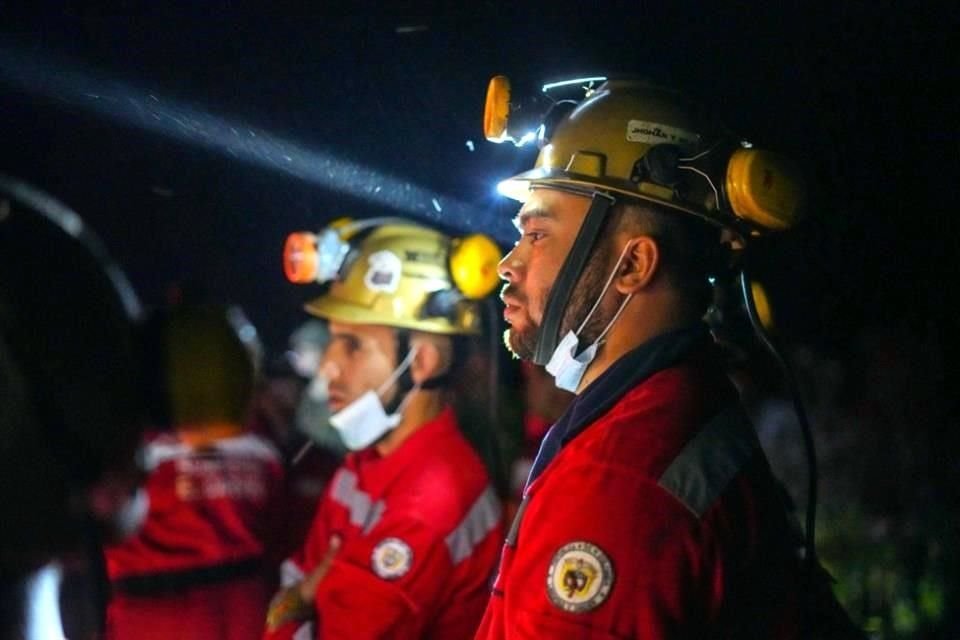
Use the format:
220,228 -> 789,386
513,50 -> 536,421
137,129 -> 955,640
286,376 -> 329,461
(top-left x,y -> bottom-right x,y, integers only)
483,75 -> 512,142
449,233 -> 502,299
726,149 -> 804,231
164,305 -> 257,427
329,216 -> 357,238
750,281 -> 775,332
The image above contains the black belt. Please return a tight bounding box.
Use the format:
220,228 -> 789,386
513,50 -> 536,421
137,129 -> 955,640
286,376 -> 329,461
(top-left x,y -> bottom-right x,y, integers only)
111,557 -> 262,597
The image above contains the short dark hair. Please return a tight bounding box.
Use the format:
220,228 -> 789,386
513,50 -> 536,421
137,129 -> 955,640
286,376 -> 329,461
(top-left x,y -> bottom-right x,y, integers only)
608,199 -> 721,315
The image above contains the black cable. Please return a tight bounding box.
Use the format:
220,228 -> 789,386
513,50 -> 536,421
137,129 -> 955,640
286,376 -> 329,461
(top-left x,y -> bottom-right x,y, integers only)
739,270 -> 818,567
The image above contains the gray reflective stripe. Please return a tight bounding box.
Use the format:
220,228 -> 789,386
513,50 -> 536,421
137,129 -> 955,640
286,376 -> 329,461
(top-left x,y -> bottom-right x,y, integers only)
657,405 -> 759,518
445,486 -> 502,565
330,469 -> 386,532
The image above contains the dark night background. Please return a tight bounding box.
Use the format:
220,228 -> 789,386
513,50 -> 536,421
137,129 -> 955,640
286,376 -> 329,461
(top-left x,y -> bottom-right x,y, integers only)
1,3 -> 957,637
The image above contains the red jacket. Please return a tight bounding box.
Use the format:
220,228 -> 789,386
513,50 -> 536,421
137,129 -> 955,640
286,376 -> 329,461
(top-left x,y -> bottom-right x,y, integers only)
268,406 -> 504,640
105,430 -> 284,640
476,325 -> 807,639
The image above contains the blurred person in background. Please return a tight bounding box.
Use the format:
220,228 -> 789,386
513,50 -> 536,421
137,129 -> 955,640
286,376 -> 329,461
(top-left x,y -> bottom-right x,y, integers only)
104,303 -> 284,640
248,319 -> 343,559
506,361 -> 573,520
0,175 -> 146,640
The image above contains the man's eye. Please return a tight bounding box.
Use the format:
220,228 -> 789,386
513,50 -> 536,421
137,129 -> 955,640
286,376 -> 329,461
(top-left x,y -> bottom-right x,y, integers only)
524,231 -> 545,243
332,336 -> 361,353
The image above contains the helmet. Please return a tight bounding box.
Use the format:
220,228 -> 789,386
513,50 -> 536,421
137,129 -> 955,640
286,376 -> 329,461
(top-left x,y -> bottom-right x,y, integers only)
284,219 -> 501,335
141,304 -> 259,428
486,76 -> 805,235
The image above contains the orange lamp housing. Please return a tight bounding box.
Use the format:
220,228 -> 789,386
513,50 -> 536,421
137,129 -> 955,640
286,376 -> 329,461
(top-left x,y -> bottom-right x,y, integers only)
283,232 -> 319,284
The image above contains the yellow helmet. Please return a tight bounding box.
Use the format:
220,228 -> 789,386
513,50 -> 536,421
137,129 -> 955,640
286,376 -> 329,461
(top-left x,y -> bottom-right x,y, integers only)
284,219 -> 501,335
485,76 -> 805,234
138,303 -> 259,429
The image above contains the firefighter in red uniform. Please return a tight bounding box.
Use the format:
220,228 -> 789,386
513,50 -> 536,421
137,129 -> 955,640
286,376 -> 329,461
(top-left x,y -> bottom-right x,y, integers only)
105,304 -> 285,640
264,220 -> 505,639
475,77 -> 861,637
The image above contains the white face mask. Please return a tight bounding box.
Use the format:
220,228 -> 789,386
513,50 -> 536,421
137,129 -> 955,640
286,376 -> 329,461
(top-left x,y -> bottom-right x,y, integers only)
545,242 -> 634,393
329,346 -> 419,451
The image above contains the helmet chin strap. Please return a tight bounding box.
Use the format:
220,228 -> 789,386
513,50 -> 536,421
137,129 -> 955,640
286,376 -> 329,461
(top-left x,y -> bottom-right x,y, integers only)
532,189 -> 616,365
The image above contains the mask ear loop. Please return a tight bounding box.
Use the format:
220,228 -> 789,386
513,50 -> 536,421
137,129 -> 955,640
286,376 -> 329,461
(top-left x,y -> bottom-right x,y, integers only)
575,240 -> 635,337
377,343 -> 422,422
376,344 -> 420,398
593,292 -> 633,347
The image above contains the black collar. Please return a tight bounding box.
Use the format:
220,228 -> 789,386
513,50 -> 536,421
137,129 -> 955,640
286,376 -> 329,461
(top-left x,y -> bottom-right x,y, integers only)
526,323 -> 713,486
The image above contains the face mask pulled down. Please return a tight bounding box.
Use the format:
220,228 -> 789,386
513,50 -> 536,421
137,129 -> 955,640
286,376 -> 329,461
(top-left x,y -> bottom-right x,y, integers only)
329,346 -> 419,451
545,242 -> 634,393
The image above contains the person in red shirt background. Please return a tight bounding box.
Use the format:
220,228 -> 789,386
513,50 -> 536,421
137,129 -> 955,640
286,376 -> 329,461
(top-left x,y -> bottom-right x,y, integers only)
105,304 -> 284,640
474,77 -> 862,638
507,361 -> 572,522
247,319 -> 344,561
264,220 -> 505,639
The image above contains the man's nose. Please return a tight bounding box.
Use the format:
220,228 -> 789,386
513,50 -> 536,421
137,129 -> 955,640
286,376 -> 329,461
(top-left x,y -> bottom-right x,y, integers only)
320,358 -> 341,382
498,246 -> 524,283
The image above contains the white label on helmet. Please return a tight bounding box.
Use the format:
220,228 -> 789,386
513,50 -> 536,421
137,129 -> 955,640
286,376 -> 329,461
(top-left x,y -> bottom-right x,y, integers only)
364,250 -> 402,293
626,120 -> 699,147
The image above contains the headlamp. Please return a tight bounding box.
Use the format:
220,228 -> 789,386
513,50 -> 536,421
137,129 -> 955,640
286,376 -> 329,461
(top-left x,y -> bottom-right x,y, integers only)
483,75 -> 604,148
283,228 -> 351,284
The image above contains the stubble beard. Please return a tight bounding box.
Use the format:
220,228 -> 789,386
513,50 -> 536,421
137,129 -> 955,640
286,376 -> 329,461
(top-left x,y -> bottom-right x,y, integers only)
504,252 -> 620,361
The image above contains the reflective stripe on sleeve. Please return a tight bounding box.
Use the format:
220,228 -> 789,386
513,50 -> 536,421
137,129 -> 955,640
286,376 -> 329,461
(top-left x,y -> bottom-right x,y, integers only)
280,558 -> 304,588
445,486 -> 502,565
657,405 -> 759,518
330,469 -> 387,533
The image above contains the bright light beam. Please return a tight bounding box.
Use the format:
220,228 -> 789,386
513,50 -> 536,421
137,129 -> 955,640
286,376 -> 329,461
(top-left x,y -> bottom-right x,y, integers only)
0,43 -> 515,243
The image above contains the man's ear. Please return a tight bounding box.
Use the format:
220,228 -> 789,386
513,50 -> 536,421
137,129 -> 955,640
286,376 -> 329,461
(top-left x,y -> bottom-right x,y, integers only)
409,337 -> 443,385
616,236 -> 660,294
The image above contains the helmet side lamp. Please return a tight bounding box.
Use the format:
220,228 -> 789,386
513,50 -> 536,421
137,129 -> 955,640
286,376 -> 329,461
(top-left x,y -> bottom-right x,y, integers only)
283,228 -> 351,284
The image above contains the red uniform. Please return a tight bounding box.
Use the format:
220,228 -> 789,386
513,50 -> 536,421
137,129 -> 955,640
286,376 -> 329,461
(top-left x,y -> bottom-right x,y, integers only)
267,406 -> 504,639
476,325 -> 809,639
106,430 -> 284,640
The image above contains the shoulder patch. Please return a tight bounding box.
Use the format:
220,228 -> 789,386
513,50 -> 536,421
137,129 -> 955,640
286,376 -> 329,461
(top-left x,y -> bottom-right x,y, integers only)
371,537 -> 413,580
546,541 -> 614,613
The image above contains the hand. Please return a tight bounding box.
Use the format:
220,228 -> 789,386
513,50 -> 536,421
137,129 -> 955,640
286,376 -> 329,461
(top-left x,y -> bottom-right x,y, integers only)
265,535 -> 341,632
299,534 -> 342,603
265,585 -> 312,632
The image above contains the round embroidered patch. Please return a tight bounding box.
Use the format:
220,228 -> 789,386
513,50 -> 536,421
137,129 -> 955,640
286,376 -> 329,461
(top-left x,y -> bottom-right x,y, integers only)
546,541 -> 614,613
363,250 -> 402,293
371,537 -> 413,580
